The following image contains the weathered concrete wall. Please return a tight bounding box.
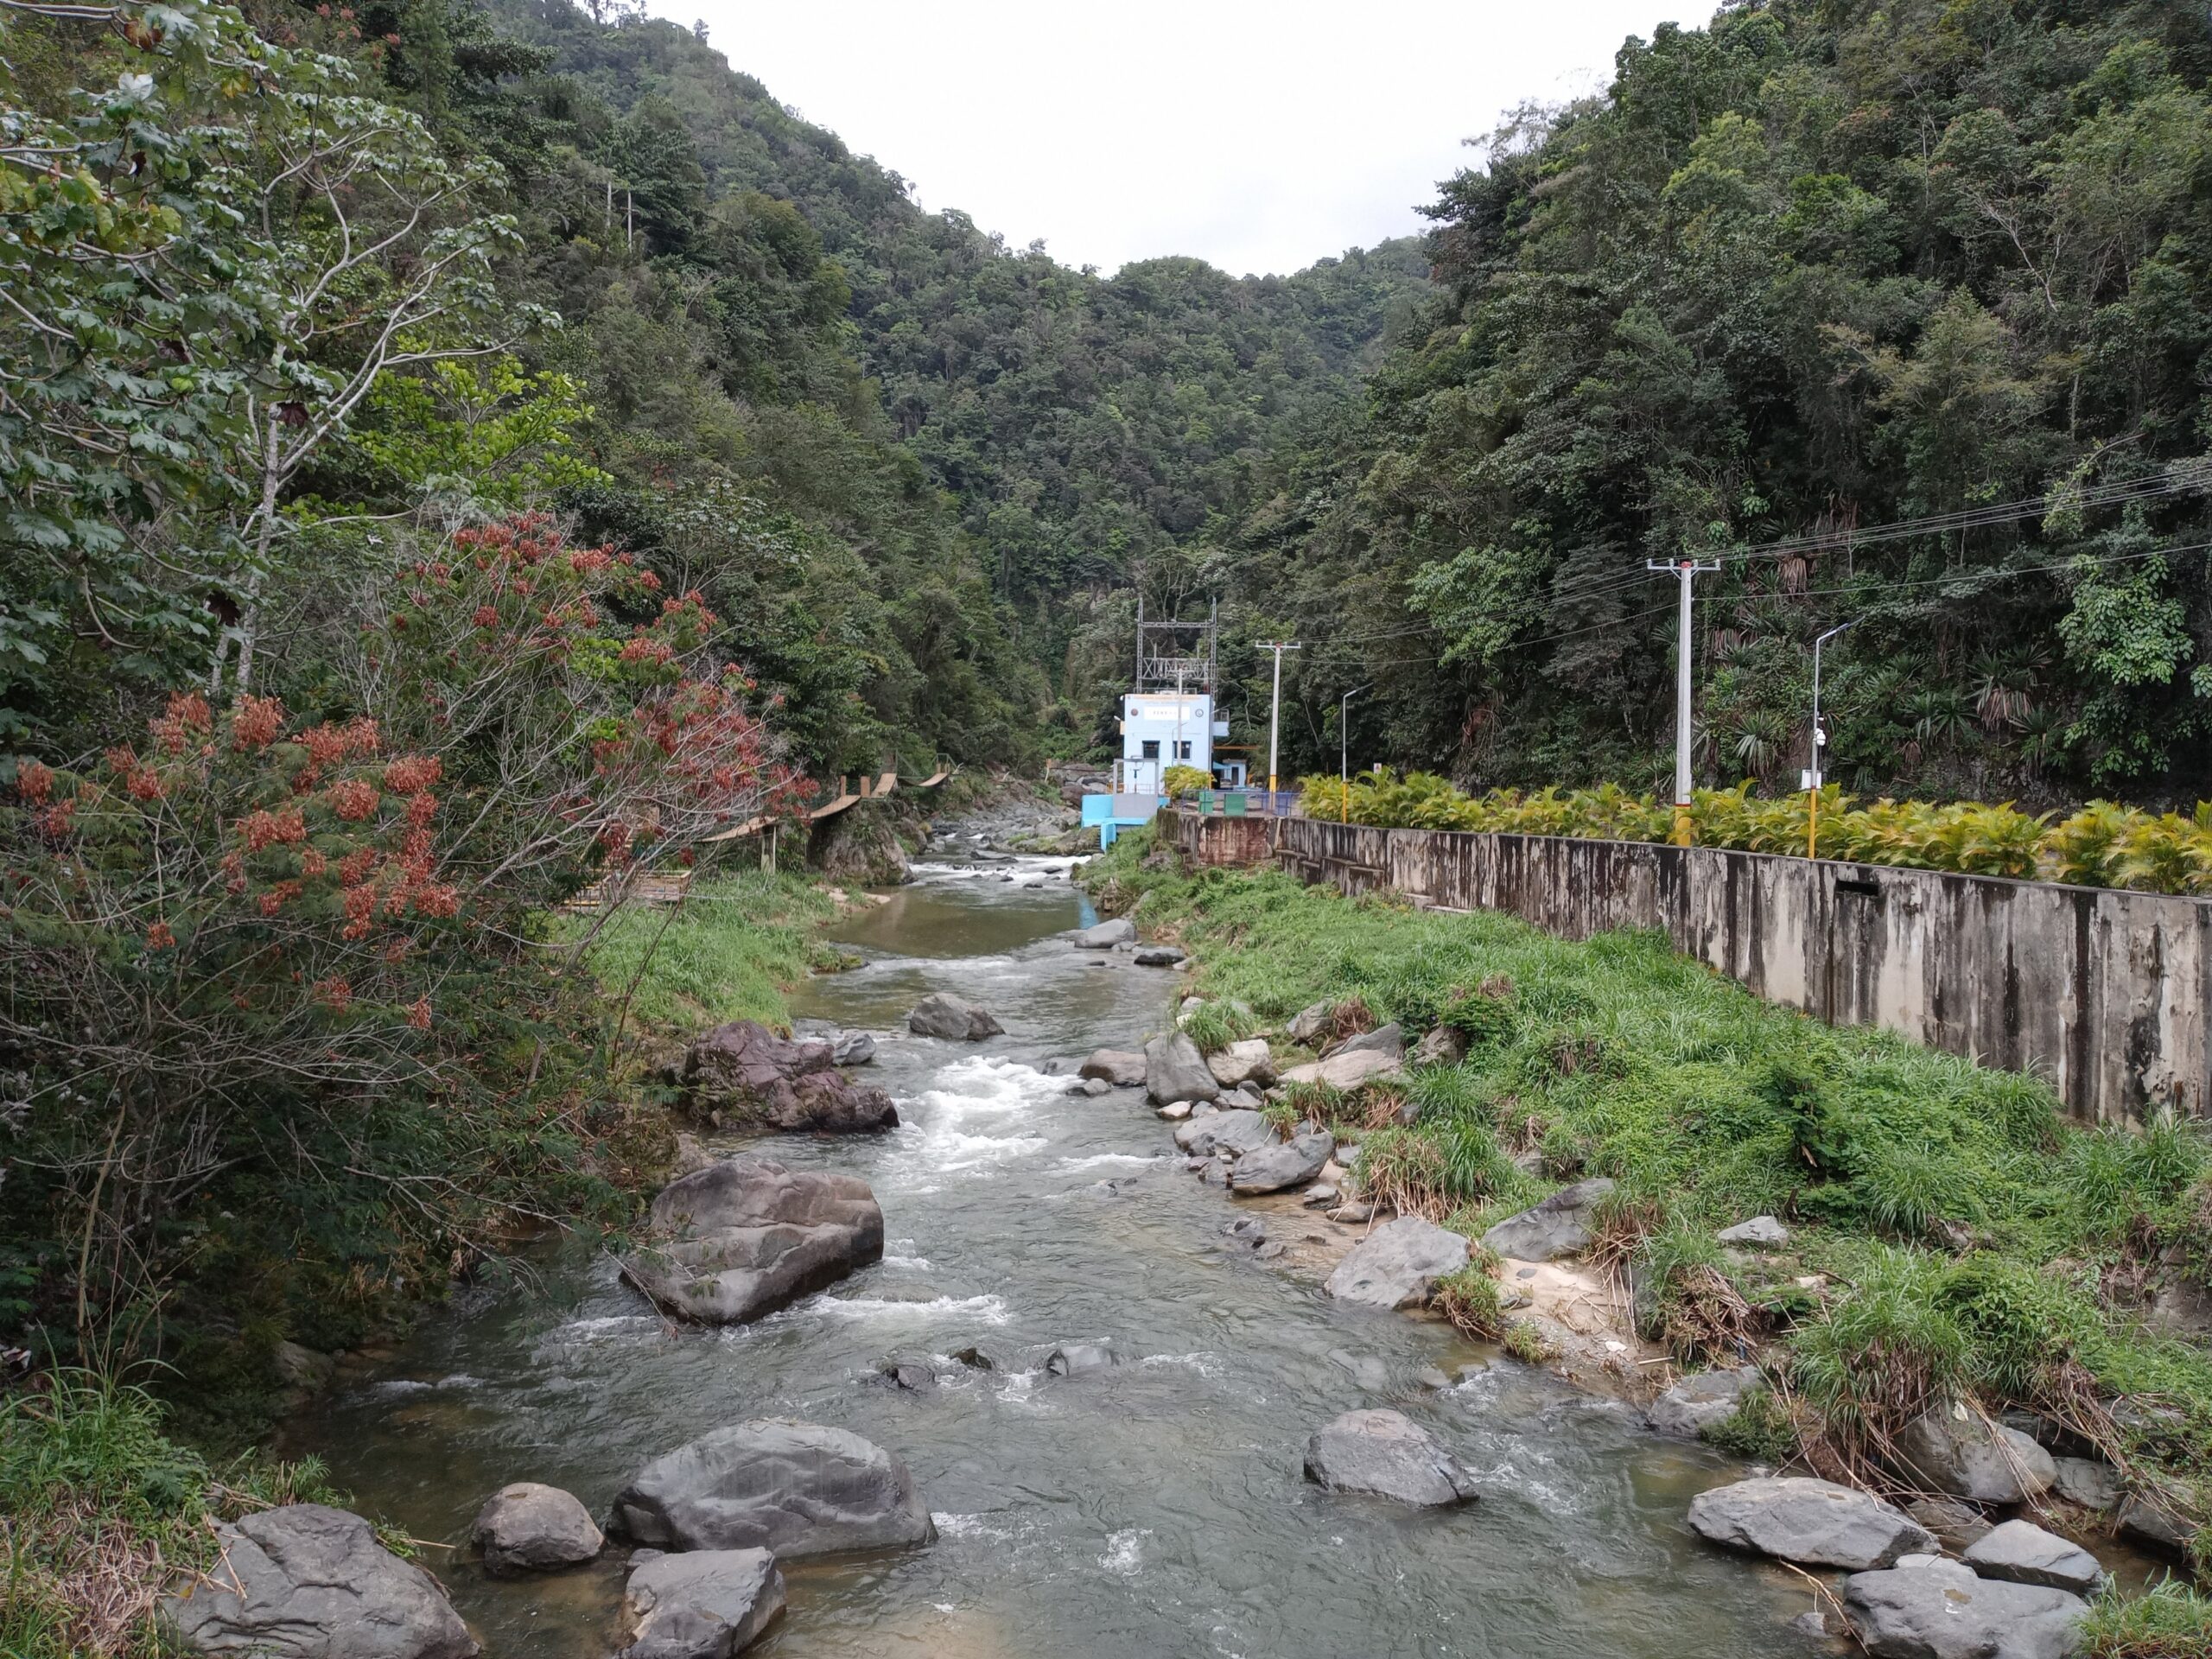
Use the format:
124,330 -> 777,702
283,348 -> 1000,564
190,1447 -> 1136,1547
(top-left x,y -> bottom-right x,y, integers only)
1168,810 -> 2212,1125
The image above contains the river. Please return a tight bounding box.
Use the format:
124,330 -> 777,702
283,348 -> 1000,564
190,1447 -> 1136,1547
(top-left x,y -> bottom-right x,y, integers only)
294,854 -> 1823,1657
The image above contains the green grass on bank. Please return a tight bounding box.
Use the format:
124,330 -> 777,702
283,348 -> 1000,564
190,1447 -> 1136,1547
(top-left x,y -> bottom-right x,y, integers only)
0,1374 -> 339,1659
1087,826 -> 2212,1567
569,869 -> 842,1034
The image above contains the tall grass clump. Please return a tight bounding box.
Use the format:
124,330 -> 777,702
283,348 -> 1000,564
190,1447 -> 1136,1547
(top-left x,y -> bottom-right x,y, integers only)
571,869 -> 839,1033
1178,998 -> 1256,1055
0,1373 -> 337,1659
2081,1580 -> 2212,1657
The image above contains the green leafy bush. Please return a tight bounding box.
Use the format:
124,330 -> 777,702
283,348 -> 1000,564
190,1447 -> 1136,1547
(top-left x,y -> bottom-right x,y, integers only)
1300,771 -> 2212,897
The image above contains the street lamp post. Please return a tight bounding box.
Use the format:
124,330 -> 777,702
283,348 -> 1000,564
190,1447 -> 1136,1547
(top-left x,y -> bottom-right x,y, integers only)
1339,683 -> 1371,823
1808,620 -> 1855,859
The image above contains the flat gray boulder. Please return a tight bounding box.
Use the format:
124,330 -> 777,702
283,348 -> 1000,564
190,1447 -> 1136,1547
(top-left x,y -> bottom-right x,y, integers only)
471,1482 -> 601,1576
619,1548 -> 785,1659
906,993 -> 1003,1040
1330,1022 -> 1403,1061
162,1503 -> 476,1659
1687,1477 -> 1937,1570
1133,945 -> 1185,966
1079,1049 -> 1147,1085
1842,1557 -> 2088,1659
1287,1000 -> 1336,1044
674,1020 -> 895,1134
1046,1341 -> 1118,1376
1206,1039 -> 1277,1090
1304,1408 -> 1478,1507
2050,1457 -> 2121,1513
610,1421 -> 932,1559
620,1157 -> 883,1325
1173,1109 -> 1277,1159
1073,918 -> 1135,948
1230,1130 -> 1334,1194
1716,1215 -> 1790,1248
1325,1217 -> 1471,1309
1647,1368 -> 1761,1440
1480,1178 -> 1616,1262
1963,1520 -> 2104,1594
1145,1031 -> 1220,1105
1277,1048 -> 1406,1092
1892,1402 -> 2056,1503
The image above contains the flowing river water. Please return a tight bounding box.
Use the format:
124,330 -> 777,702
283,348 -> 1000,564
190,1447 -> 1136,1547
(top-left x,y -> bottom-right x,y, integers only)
295,855 -> 1828,1658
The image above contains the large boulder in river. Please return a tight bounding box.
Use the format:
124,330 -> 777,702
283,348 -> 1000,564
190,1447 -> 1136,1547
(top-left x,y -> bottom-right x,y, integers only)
1480,1178 -> 1616,1261
1961,1520 -> 2105,1594
620,1157 -> 883,1325
1230,1130 -> 1334,1194
1206,1039 -> 1276,1090
162,1503 -> 476,1659
906,993 -> 1003,1040
1647,1367 -> 1762,1440
471,1482 -> 601,1576
676,1020 -> 896,1133
619,1548 -> 785,1659
1073,917 -> 1135,948
1144,1031 -> 1219,1105
1891,1401 -> 2056,1503
1687,1477 -> 1936,1570
1079,1049 -> 1147,1085
1304,1408 -> 1479,1507
609,1421 -> 932,1559
1325,1217 -> 1471,1309
1173,1109 -> 1276,1160
1841,1557 -> 2088,1659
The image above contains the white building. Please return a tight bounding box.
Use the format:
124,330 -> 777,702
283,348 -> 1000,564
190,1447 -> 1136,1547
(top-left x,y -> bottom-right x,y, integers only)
1116,693 -> 1229,794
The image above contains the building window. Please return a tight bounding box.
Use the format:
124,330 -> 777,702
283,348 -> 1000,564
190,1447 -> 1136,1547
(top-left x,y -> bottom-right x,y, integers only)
1140,740 -> 1160,760
1176,741 -> 1193,760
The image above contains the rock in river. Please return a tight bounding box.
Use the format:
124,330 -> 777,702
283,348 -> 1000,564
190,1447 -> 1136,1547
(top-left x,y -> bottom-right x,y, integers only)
1230,1130 -> 1334,1194
1324,1217 -> 1471,1309
162,1503 -> 477,1659
906,992 -> 1004,1040
1304,1408 -> 1479,1507
1172,1109 -> 1276,1160
1479,1178 -> 1616,1262
1842,1557 -> 2088,1659
471,1481 -> 602,1576
1687,1476 -> 1937,1571
1073,917 -> 1135,948
610,1421 -> 933,1559
619,1548 -> 785,1659
1079,1048 -> 1147,1085
1891,1401 -> 2056,1503
675,1020 -> 896,1133
1962,1520 -> 2105,1594
1145,1031 -> 1220,1105
620,1156 -> 884,1325
1646,1367 -> 1762,1440
1133,945 -> 1186,966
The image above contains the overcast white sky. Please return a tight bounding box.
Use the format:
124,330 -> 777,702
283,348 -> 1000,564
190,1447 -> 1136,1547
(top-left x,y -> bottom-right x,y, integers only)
652,1 -> 1704,277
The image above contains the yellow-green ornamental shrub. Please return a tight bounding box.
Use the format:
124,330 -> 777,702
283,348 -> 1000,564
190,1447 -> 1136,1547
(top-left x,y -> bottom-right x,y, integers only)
1297,770 -> 2212,897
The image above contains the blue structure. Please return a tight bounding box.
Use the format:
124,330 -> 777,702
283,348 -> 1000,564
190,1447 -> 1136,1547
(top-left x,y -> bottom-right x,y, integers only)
1081,791 -> 1166,848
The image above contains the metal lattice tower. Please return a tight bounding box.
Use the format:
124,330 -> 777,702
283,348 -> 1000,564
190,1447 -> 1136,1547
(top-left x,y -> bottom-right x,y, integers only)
1132,597 -> 1217,695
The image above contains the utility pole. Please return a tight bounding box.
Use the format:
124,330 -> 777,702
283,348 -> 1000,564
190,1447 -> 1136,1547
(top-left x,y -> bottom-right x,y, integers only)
1807,620 -> 1854,859
1257,640 -> 1301,801
1648,557 -> 1721,847
1339,683 -> 1371,823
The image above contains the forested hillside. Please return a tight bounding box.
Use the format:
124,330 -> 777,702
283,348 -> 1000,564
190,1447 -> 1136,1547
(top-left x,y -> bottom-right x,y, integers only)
1214,0 -> 2212,805
0,0 -> 1421,1435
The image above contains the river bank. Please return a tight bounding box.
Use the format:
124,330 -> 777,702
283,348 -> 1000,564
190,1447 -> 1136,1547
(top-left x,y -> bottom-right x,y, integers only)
1077,822 -> 2212,1651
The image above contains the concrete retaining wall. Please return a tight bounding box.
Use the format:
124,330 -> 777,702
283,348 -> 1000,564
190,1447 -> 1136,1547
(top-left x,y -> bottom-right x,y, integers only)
1166,811 -> 2212,1125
